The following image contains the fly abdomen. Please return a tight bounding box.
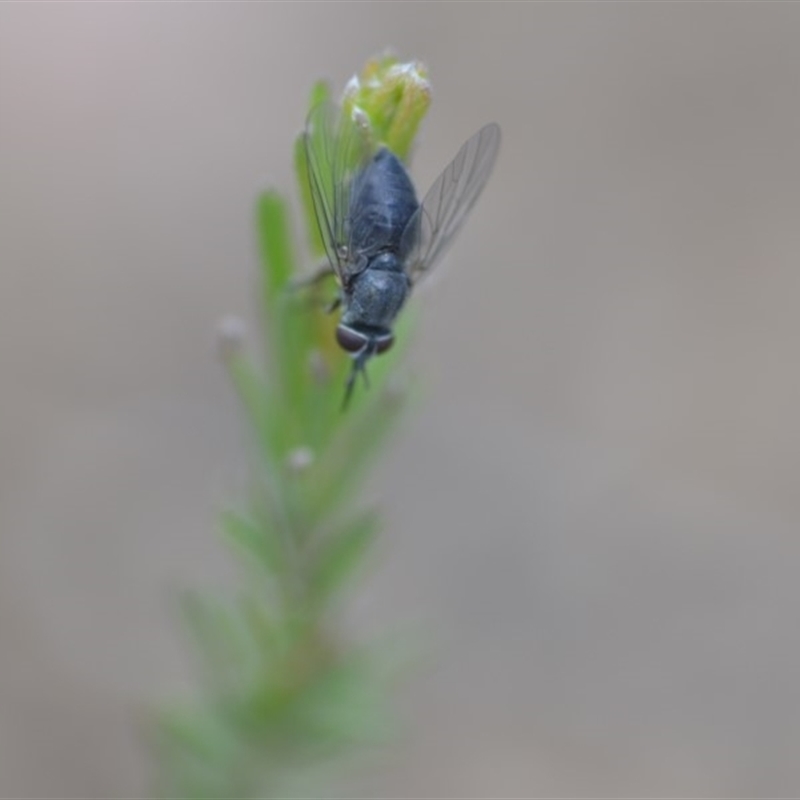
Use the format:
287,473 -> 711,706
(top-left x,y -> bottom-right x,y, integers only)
348,149 -> 419,257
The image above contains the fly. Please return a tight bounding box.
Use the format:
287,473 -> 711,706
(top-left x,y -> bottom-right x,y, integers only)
303,101 -> 501,407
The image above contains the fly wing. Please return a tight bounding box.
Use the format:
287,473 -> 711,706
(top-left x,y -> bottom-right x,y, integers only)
303,100 -> 373,283
400,123 -> 501,284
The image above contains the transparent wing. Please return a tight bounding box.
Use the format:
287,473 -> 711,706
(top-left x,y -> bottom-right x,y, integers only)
400,123 -> 501,284
303,100 -> 373,283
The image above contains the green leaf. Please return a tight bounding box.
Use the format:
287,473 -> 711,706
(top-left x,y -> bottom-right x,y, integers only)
307,79 -> 330,114
154,707 -> 252,800
306,380 -> 407,528
224,348 -> 288,474
310,509 -> 380,604
286,654 -> 392,746
238,593 -> 285,661
255,190 -> 319,440
178,591 -> 251,688
157,707 -> 239,763
256,191 -> 294,309
219,509 -> 283,577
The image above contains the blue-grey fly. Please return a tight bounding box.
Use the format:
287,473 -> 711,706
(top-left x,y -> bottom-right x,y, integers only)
303,101 -> 501,407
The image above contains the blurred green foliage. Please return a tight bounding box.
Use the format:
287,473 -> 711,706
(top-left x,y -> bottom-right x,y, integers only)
152,55 -> 430,798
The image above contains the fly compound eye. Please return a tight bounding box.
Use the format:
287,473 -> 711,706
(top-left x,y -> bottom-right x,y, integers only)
375,333 -> 394,354
336,325 -> 368,353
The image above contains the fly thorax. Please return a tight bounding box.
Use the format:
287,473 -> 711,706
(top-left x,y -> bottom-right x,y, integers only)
342,256 -> 409,331
368,252 -> 403,273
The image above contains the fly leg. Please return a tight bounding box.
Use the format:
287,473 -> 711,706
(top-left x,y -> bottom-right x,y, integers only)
290,263 -> 339,313
290,262 -> 334,290
325,295 -> 342,314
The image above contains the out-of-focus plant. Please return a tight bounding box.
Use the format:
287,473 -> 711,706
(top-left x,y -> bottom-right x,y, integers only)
151,54 -> 431,799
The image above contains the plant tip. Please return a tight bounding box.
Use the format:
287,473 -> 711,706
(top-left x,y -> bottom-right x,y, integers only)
308,349 -> 331,384
384,376 -> 408,406
286,446 -> 315,473
216,315 -> 246,361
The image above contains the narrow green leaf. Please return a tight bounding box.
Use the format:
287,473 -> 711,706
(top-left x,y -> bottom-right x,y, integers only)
306,382 -> 406,527
157,708 -> 239,763
154,708 -> 249,800
238,594 -> 285,661
224,348 -> 287,470
286,655 -> 391,746
308,79 -> 330,112
219,509 -> 283,577
256,191 -> 294,309
178,592 -> 249,687
255,190 -> 317,436
310,509 -> 380,603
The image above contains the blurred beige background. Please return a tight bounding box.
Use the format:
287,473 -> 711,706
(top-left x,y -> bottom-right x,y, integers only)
3,2 -> 800,797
